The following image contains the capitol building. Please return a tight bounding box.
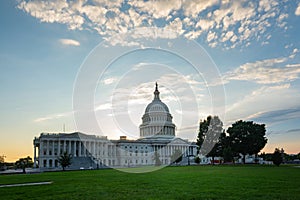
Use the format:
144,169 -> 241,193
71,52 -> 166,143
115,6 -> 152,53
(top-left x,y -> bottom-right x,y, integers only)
33,83 -> 197,170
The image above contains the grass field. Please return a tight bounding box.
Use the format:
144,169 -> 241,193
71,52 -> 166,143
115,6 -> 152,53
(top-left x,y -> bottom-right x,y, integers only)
0,165 -> 299,200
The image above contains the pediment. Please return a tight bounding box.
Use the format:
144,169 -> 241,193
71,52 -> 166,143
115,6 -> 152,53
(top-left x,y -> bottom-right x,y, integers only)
169,137 -> 191,145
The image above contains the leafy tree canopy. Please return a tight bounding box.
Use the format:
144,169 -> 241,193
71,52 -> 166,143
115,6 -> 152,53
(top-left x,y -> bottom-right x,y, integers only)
227,120 -> 267,163
197,116 -> 223,157
272,148 -> 283,166
58,152 -> 72,171
15,156 -> 33,173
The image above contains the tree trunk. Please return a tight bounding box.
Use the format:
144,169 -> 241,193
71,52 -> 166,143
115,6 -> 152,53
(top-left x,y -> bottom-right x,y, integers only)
212,157 -> 215,165
243,154 -> 246,164
22,167 -> 26,174
255,154 -> 258,164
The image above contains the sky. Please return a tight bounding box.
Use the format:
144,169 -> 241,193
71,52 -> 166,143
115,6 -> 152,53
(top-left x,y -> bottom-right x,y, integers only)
1,0 -> 300,162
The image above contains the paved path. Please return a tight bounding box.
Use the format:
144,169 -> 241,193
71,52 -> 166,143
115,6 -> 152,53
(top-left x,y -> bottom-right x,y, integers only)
0,181 -> 53,188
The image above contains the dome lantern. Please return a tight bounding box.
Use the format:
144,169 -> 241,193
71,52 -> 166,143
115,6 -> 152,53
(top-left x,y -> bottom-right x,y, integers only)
154,82 -> 160,100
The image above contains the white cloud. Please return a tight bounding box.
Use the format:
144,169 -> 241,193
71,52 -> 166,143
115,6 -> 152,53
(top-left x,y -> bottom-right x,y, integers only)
129,0 -> 182,19
223,57 -> 300,84
295,3 -> 300,16
18,0 -> 84,30
59,38 -> 80,46
17,0 -> 290,49
182,0 -> 218,18
196,19 -> 215,31
207,31 -> 216,42
34,111 -> 73,122
225,83 -> 300,126
289,48 -> 299,59
95,103 -> 112,111
165,17 -> 184,35
102,77 -> 117,85
221,31 -> 234,42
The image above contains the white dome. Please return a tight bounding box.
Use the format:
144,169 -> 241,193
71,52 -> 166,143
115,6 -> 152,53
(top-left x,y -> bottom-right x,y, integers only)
139,83 -> 175,138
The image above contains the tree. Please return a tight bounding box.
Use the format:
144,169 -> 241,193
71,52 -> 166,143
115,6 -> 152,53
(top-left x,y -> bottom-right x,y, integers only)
58,152 -> 72,171
153,151 -> 162,166
272,148 -> 283,166
259,152 -> 273,161
207,120 -> 225,165
196,116 -> 211,153
227,120 -> 267,164
220,131 -> 239,163
194,156 -> 200,164
280,148 -> 285,163
15,156 -> 33,173
171,149 -> 183,164
0,155 -> 5,171
197,116 -> 223,160
0,155 -> 4,163
222,147 -> 234,163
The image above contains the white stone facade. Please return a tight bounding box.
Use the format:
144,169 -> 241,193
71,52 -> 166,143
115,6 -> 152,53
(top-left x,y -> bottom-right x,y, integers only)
33,133 -> 197,170
33,83 -> 197,170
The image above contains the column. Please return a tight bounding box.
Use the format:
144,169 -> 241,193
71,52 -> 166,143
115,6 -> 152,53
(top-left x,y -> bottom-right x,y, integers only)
107,143 -> 109,157
63,140 -> 66,153
68,140 -> 72,154
88,141 -> 91,155
79,141 -> 82,157
47,140 -> 49,155
87,141 -> 90,155
33,145 -> 37,168
74,141 -> 77,157
108,144 -> 110,156
102,142 -> 105,156
39,139 -> 43,168
185,146 -> 188,156
52,140 -> 55,157
167,146 -> 169,156
96,141 -> 98,157
58,139 -> 61,156
84,141 -> 87,156
93,141 -> 96,156
160,145 -> 162,156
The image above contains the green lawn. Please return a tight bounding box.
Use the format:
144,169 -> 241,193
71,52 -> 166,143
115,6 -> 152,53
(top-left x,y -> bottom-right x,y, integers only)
0,165 -> 299,200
